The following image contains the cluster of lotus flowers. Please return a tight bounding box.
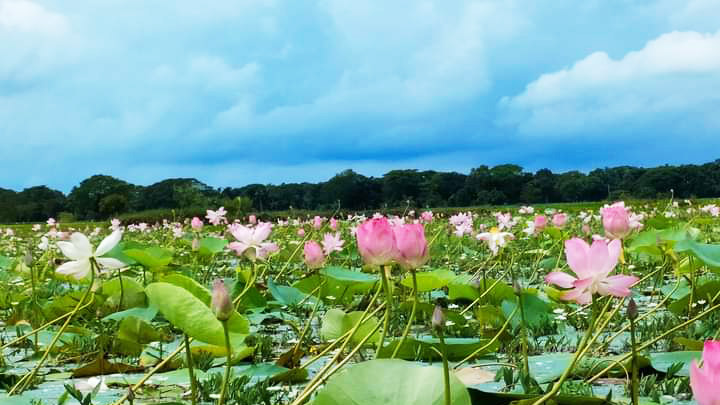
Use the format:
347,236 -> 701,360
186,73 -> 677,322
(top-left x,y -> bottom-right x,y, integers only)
20,198 -> 719,404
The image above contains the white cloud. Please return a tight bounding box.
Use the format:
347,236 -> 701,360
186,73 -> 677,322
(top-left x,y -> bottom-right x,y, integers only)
499,30 -> 720,135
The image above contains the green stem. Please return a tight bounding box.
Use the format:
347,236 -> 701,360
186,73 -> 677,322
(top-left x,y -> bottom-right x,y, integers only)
9,266 -> 96,395
184,334 -> 197,405
629,317 -> 639,405
392,269 -> 418,359
377,265 -> 392,354
530,299 -> 607,405
437,329 -> 451,405
218,320 -> 232,405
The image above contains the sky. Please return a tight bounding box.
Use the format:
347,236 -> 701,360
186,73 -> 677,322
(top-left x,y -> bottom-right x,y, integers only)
1,0 -> 720,192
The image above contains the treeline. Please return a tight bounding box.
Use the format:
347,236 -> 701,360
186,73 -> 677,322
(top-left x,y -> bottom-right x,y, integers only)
2,160 -> 720,222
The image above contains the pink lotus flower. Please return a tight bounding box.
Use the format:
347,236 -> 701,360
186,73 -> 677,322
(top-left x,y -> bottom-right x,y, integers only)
322,232 -> 344,256
228,222 -> 278,261
297,228 -> 306,237
600,201 -> 632,239
534,215 -> 548,231
420,211 -> 433,223
545,238 -> 638,305
356,218 -> 397,266
211,279 -> 233,321
191,217 -> 204,231
691,340 -> 720,405
393,224 -> 429,269
313,216 -> 324,230
303,241 -> 325,269
552,213 -> 567,228
248,214 -> 257,224
330,218 -> 338,231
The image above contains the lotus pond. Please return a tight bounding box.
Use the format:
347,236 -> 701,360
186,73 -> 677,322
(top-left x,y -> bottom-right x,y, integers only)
1,201 -> 720,405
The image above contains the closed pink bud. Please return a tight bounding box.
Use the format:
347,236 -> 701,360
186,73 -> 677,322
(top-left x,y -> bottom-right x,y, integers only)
211,279 -> 233,321
420,211 -> 433,223
582,224 -> 591,235
303,241 -> 325,269
313,216 -> 323,230
356,218 -> 397,266
191,217 -> 203,231
393,224 -> 429,269
534,215 -> 547,231
601,201 -> 631,239
297,228 -> 306,237
249,215 -> 257,224
552,213 -> 567,228
330,218 -> 338,231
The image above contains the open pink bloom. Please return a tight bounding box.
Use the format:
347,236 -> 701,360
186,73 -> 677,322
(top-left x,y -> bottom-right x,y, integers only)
545,238 -> 638,305
420,211 -> 433,223
303,241 -> 325,269
393,224 -> 429,269
206,207 -> 227,226
691,340 -> 720,405
322,232 -> 344,256
552,213 -> 567,228
600,201 -> 632,239
228,222 -> 278,261
356,217 -> 397,266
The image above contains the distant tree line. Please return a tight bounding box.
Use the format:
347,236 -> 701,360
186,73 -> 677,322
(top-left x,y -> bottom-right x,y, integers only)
2,160 -> 720,222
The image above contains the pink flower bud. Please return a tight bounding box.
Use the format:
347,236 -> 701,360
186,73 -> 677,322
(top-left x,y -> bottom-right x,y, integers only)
393,224 -> 429,269
330,217 -> 338,231
303,241 -> 325,269
533,215 -> 547,231
420,211 -> 433,223
211,279 -> 233,321
191,217 -> 203,231
356,218 -> 397,266
601,201 -> 631,239
313,216 -> 323,230
248,214 -> 257,225
552,213 -> 567,228
297,228 -> 306,237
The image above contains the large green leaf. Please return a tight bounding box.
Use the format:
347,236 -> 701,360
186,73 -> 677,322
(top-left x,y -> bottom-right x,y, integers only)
198,237 -> 228,256
448,275 -> 514,304
649,351 -> 701,376
145,282 -> 246,347
674,238 -> 720,269
320,267 -> 379,284
268,279 -> 319,306
377,337 -> 499,361
320,308 -> 380,347
501,292 -> 552,330
311,359 -> 471,405
668,280 -> 720,315
401,268 -> 457,292
124,246 -> 173,270
161,274 -> 249,334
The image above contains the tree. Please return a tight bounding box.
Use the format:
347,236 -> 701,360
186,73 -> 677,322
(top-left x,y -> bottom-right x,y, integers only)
68,175 -> 137,220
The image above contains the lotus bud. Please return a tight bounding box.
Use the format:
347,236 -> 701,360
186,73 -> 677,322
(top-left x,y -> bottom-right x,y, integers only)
211,279 -> 233,321
627,298 -> 638,321
432,304 -> 446,331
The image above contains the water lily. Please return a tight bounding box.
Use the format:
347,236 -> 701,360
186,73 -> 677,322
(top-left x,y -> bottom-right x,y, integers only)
56,231 -> 125,280
545,238 -> 638,305
228,222 -> 278,261
476,227 -> 514,256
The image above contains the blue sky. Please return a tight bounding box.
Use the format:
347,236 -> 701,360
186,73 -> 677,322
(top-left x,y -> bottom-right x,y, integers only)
2,0 -> 719,192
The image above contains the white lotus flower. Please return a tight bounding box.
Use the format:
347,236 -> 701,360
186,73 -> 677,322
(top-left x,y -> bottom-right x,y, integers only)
56,231 -> 125,280
476,227 -> 514,256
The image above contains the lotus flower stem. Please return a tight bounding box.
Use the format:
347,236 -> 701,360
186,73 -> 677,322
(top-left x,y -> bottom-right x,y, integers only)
437,328 -> 451,405
376,265 -> 393,354
9,264 -> 96,395
454,307 -> 518,369
391,269 -> 418,359
184,333 -> 197,405
218,320 -> 232,405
